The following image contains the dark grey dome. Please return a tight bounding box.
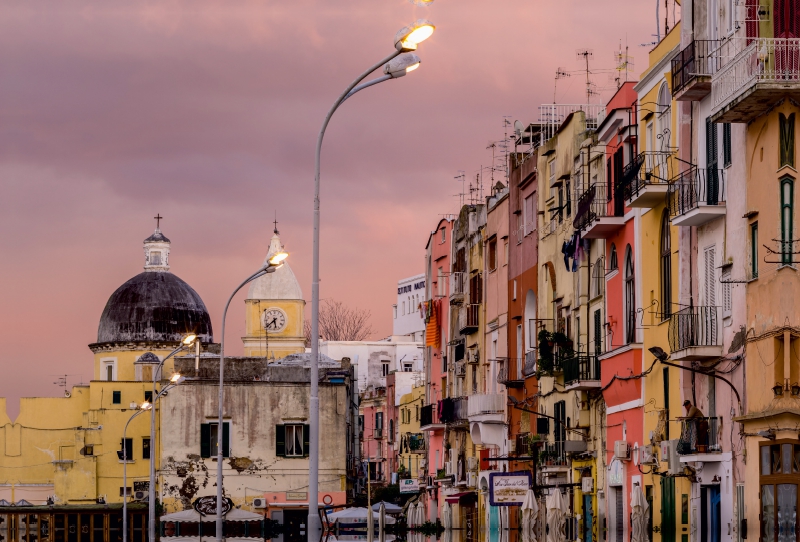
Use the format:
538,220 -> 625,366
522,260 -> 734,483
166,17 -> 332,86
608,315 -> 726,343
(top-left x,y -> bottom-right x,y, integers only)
97,272 -> 213,344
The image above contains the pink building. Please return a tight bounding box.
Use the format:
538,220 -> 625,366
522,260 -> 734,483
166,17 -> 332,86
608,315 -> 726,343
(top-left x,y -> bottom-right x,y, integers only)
420,217 -> 454,520
360,388 -> 388,486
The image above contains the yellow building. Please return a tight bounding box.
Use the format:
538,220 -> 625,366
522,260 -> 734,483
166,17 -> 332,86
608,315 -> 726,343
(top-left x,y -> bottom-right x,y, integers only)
397,384 -> 425,480
242,228 -> 306,358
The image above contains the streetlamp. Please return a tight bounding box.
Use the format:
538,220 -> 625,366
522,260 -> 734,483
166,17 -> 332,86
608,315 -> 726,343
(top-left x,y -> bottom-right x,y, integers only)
307,19 -> 434,540
215,252 -> 288,542
149,333 -> 198,542
123,401 -> 152,542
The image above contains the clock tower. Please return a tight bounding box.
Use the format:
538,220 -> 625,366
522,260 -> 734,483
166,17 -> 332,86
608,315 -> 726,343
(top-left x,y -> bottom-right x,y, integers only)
242,228 -> 306,358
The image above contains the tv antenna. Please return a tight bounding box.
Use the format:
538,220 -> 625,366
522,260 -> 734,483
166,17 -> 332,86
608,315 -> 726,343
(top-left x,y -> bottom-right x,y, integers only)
613,42 -> 634,87
454,171 -> 466,208
554,67 -> 571,103
576,49 -> 594,104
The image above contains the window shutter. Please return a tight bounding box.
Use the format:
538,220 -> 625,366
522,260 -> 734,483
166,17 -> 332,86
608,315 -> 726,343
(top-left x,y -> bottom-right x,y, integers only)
746,0 -> 759,41
705,247 -> 716,306
706,118 -> 718,170
200,424 -> 211,458
275,425 -> 286,457
723,123 -> 732,167
222,422 -> 230,458
536,417 -> 550,435
303,425 -> 310,457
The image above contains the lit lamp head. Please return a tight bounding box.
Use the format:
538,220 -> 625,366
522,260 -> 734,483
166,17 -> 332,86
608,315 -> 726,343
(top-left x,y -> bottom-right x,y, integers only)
170,374 -> 186,384
394,19 -> 435,51
268,251 -> 289,267
140,401 -> 153,411
384,53 -> 421,78
182,333 -> 198,346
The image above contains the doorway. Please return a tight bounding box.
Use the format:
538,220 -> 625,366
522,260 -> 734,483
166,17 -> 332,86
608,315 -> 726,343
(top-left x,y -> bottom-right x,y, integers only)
583,494 -> 593,542
282,510 -> 307,542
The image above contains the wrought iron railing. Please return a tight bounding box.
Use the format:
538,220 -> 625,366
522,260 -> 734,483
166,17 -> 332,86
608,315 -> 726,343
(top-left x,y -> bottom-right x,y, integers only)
668,306 -> 721,352
373,428 -> 383,439
420,404 -> 436,428
667,166 -> 726,219
714,38 -> 800,110
677,417 -> 721,454
671,39 -> 722,94
449,272 -> 466,300
438,397 -> 469,425
458,304 -> 480,333
621,150 -> 676,201
563,356 -> 601,386
573,183 -> 622,231
541,442 -> 567,466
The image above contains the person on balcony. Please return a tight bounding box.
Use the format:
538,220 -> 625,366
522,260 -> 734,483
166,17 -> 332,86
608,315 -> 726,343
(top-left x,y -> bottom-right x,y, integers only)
683,400 -> 708,451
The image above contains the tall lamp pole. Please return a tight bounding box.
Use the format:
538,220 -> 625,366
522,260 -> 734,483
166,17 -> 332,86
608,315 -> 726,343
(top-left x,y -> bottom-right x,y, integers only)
215,253 -> 288,542
149,334 -> 197,542
307,20 -> 435,540
123,402 -> 151,542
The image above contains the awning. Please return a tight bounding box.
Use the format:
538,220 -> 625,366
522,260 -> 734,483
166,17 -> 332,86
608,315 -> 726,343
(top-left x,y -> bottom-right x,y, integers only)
160,508 -> 264,523
445,492 -> 476,504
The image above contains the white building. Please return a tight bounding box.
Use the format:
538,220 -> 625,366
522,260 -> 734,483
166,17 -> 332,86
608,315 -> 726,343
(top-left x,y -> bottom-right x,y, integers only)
319,336 -> 423,393
392,274 -> 425,341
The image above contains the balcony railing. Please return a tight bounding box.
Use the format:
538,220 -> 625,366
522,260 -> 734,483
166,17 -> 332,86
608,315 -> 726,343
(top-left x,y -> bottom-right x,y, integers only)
538,104 -> 605,145
449,272 -> 466,302
668,306 -> 721,353
497,358 -> 524,388
573,183 -> 623,232
373,428 -> 384,439
713,38 -> 800,113
621,151 -> 676,202
420,404 -> 437,428
667,166 -> 726,221
515,433 -> 531,457
541,442 -> 567,466
467,393 -> 506,417
409,433 -> 425,452
672,39 -> 722,96
458,304 -> 480,334
439,397 -> 469,425
563,356 -> 601,387
677,417 -> 721,454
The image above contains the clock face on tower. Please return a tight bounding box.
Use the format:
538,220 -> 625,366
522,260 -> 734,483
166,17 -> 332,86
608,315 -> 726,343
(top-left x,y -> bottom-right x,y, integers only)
261,308 -> 287,332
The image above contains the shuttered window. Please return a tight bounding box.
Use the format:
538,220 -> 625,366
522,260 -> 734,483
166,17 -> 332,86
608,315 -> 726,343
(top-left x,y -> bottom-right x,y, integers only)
615,487 -> 624,542
781,178 -> 794,264
704,246 -> 716,307
751,222 -> 759,278
780,114 -> 796,168
200,422 -> 230,458
723,123 -> 732,167
706,118 -> 720,205
722,270 -> 732,318
594,309 -> 602,355
624,246 -> 635,344
275,424 -> 310,458
660,211 -> 672,319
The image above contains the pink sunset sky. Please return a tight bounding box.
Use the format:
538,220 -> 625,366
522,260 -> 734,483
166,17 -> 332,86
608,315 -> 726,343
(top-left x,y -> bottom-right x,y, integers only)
0,1 -> 670,412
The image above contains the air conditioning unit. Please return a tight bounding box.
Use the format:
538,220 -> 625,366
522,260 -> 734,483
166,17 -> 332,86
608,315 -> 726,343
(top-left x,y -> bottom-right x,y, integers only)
614,440 -> 630,461
467,457 -> 478,471
508,440 -> 516,454
253,498 -> 267,509
667,439 -> 683,475
467,473 -> 478,488
640,444 -> 657,465
133,491 -> 147,501
661,440 -> 670,461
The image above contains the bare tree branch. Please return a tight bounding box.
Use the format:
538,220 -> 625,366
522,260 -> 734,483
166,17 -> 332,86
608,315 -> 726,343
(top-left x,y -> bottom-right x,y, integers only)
304,299 -> 374,345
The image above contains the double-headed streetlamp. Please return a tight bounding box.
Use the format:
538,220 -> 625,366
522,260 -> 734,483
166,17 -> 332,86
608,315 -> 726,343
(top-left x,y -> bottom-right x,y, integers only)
122,401 -> 151,542
307,19 -> 435,540
149,334 -> 197,542
215,251 -> 288,542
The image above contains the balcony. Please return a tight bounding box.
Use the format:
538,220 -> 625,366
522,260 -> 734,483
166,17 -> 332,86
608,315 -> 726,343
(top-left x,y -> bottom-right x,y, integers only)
563,356 -> 601,391
496,359 -> 524,389
440,397 -> 469,426
621,151 -> 676,209
449,272 -> 466,305
668,166 -> 726,227
467,393 -> 506,423
668,306 -> 723,361
420,404 -> 444,431
713,38 -> 800,123
515,433 -> 531,457
523,351 -> 537,377
540,442 -> 568,470
672,40 -> 721,101
573,183 -> 625,239
409,433 -> 426,453
373,428 -> 384,440
458,304 -> 480,335
677,417 -> 725,461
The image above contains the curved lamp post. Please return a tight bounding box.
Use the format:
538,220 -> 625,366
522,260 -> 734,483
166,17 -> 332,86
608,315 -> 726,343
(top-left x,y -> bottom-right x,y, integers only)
307,19 -> 434,540
149,333 -> 197,542
123,401 -> 151,542
215,252 -> 288,542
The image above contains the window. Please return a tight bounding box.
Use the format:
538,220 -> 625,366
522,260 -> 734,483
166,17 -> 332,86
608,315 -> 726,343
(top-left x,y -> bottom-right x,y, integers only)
103,360 -> 116,382
513,279 -> 517,300
393,305 -> 397,319
112,391 -> 121,404
705,246 -> 717,307
150,251 -> 162,266
591,259 -> 604,299
440,227 -> 446,244
609,243 -> 618,271
415,405 -> 420,421
781,177 -> 794,264
780,113 -> 795,168
488,238 -> 497,271
722,269 -> 732,319
403,362 -> 413,372
401,301 -> 405,316
657,83 -> 671,143
736,483 -> 746,542
276,424 -> 308,457
759,441 -> 800,542
593,309 -> 602,355
144,391 -> 153,403
660,211 -> 672,319
375,412 -> 383,430
107,365 -> 114,382
557,186 -> 564,223
381,361 -> 390,377
200,422 -> 230,458
565,181 -> 571,217
524,194 -> 535,235
624,246 -> 635,344
119,438 -> 133,461
723,123 -> 732,167
751,222 -> 759,278
142,438 -> 151,460
548,159 -> 556,187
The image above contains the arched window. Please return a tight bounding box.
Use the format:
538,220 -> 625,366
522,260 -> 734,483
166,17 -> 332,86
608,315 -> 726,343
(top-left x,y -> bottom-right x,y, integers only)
609,243 -> 618,271
781,177 -> 795,264
657,82 -> 671,149
625,246 -> 636,344
591,259 -> 604,299
660,211 -> 672,318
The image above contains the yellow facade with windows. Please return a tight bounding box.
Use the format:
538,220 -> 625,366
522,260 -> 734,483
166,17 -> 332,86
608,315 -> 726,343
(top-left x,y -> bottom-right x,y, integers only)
397,384 -> 425,480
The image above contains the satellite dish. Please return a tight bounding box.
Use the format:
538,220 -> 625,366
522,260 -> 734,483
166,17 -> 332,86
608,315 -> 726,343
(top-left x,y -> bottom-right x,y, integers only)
514,120 -> 524,138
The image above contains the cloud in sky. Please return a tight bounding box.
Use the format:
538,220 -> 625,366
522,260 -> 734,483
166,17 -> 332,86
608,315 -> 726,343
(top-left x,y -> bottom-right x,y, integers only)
0,0 -> 662,412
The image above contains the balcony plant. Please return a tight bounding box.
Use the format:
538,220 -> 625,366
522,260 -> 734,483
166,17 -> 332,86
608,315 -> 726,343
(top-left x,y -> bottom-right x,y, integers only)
537,330 -> 574,376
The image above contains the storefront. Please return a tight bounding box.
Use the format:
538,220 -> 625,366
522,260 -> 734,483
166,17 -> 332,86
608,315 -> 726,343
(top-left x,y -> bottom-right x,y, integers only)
0,504 -> 147,542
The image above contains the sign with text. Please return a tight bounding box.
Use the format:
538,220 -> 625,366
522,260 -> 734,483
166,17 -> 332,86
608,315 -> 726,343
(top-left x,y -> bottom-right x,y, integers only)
193,496 -> 233,517
489,472 -> 532,506
399,479 -> 420,493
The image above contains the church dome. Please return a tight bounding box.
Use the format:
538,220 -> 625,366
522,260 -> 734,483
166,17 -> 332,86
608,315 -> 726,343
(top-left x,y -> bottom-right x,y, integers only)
247,230 -> 303,301
97,272 -> 213,344
95,225 -> 213,345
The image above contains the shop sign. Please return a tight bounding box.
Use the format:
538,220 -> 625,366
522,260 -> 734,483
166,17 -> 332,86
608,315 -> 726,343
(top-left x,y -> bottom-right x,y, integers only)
399,479 -> 420,493
489,472 -> 531,506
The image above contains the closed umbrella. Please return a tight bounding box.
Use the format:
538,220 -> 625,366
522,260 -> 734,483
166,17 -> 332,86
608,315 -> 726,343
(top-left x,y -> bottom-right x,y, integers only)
417,501 -> 426,526
545,489 -> 567,542
442,503 -> 453,530
367,504 -> 374,542
521,489 -> 539,542
378,502 -> 386,542
631,484 -> 649,542
406,501 -> 417,528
